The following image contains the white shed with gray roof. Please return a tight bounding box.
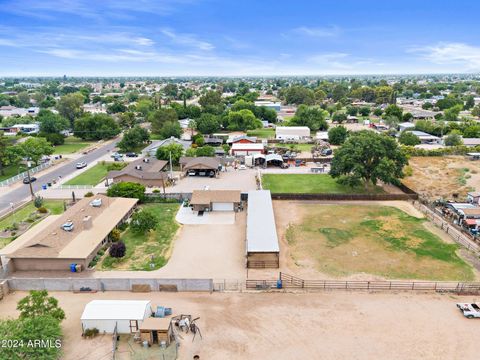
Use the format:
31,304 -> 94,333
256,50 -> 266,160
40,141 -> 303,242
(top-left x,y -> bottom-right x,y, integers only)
246,190 -> 279,268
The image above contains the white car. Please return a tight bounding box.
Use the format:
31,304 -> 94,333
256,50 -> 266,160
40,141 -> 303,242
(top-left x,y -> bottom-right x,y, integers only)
76,162 -> 87,169
457,303 -> 480,318
239,165 -> 246,170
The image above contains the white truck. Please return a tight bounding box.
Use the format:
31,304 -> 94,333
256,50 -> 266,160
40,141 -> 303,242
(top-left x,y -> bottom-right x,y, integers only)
456,303 -> 480,318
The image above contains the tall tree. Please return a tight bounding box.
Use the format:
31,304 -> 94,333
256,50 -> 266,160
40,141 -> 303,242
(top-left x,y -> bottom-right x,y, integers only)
17,290 -> 65,322
15,137 -> 54,166
56,92 -> 85,127
149,108 -> 178,134
290,105 -> 328,131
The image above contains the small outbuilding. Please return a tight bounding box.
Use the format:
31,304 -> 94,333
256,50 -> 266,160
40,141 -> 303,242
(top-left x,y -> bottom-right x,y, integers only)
190,189 -> 241,212
276,126 -> 310,141
81,300 -> 152,334
139,317 -> 174,346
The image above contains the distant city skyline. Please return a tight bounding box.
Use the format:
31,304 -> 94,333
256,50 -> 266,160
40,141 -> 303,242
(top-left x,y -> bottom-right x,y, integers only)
1,0 -> 479,76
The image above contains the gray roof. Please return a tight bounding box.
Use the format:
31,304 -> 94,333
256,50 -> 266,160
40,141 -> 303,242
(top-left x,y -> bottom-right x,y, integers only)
144,137 -> 192,155
246,190 -> 280,253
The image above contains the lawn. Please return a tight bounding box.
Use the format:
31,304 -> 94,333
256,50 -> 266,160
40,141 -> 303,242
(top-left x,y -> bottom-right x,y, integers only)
262,174 -> 383,194
100,203 -> 180,270
0,164 -> 27,182
273,143 -> 313,152
285,204 -> 474,281
52,137 -> 93,154
0,200 -> 65,248
247,128 -> 275,139
64,162 -> 127,186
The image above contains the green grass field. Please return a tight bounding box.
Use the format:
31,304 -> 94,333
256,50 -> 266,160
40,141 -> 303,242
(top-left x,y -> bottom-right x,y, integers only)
0,200 -> 65,248
247,128 -> 275,139
64,162 -> 127,186
0,164 -> 28,182
286,204 -> 474,280
262,174 -> 383,194
52,137 -> 93,154
101,203 -> 179,270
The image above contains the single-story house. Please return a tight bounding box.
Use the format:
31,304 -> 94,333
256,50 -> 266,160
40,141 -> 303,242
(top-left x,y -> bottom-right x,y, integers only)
346,115 -> 359,123
0,106 -> 39,118
398,122 -> 415,132
179,157 -> 222,176
254,101 -> 281,111
231,143 -> 265,156
226,135 -> 257,145
81,300 -> 152,334
190,189 -> 241,212
407,131 -> 441,144
461,138 -> 480,147
246,190 -> 280,268
106,157 -> 168,188
0,194 -> 138,272
144,137 -> 192,156
275,126 -> 310,141
203,137 -> 223,146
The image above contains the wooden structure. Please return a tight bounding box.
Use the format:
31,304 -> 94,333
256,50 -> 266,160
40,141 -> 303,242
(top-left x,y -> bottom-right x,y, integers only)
139,317 -> 174,346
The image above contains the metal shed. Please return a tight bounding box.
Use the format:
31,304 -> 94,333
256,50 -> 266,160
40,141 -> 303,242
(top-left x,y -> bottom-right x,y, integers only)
81,300 -> 152,334
246,190 -> 280,268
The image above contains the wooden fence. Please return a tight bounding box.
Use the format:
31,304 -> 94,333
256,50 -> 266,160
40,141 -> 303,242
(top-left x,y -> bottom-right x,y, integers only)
246,273 -> 480,294
270,193 -> 418,201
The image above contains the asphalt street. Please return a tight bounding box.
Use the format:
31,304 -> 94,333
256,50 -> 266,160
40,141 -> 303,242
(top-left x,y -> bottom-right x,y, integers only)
0,138 -> 119,214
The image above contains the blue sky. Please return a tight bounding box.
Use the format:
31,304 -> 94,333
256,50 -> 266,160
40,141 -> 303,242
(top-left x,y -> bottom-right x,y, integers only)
0,0 -> 479,76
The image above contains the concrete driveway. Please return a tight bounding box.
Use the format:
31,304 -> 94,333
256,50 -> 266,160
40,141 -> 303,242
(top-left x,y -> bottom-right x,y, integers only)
167,168 -> 257,193
175,205 -> 235,225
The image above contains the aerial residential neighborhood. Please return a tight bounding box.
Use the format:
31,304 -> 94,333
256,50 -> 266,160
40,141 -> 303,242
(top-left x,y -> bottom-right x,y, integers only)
1,1 -> 480,360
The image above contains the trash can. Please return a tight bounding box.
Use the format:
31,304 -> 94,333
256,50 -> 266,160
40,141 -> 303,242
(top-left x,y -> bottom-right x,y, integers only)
276,280 -> 283,289
70,263 -> 77,272
47,182 -> 52,187
42,184 -> 47,190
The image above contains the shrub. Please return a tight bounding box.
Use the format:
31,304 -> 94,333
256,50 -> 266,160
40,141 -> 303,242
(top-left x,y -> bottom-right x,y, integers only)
34,196 -> 43,209
152,189 -> 160,193
37,207 -> 48,214
84,328 -> 99,337
130,210 -> 158,234
84,191 -> 94,197
117,222 -> 128,231
110,228 -> 121,242
109,241 -> 126,258
107,182 -> 146,202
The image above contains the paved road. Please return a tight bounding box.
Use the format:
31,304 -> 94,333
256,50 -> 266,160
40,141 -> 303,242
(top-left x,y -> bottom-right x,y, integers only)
0,138 -> 119,214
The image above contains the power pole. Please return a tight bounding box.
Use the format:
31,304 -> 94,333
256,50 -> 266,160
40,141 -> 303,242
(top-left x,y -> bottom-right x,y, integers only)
26,160 -> 34,199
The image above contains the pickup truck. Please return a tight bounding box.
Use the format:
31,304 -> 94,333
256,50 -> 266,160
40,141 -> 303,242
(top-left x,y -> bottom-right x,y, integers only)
456,303 -> 480,318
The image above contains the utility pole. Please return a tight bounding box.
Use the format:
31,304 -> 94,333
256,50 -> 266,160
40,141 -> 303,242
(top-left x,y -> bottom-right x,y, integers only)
26,160 -> 34,199
169,151 -> 173,179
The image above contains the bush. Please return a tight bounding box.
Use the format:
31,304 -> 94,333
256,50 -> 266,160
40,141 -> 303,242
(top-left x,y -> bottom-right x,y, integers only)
110,228 -> 121,242
84,191 -> 94,197
117,222 -> 128,231
398,131 -> 421,146
106,162 -> 127,171
107,182 -> 146,202
130,210 -> 158,234
34,196 -> 44,209
37,207 -> 48,214
84,328 -> 99,337
328,126 -> 348,145
109,241 -> 126,258
45,133 -> 65,146
152,189 -> 160,193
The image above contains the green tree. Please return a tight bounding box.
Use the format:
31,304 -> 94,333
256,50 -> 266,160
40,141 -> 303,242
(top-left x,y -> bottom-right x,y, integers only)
56,92 -> 85,127
158,121 -> 182,139
398,131 -> 421,146
107,182 -> 146,201
465,95 -> 475,110
359,106 -> 371,116
284,86 -> 315,105
330,131 -> 408,187
156,143 -> 184,165
384,115 -> 401,129
16,137 -> 54,166
332,112 -> 347,124
130,210 -> 158,233
199,90 -> 223,108
290,105 -> 328,131
196,113 -> 221,134
384,104 -> 403,120
119,112 -> 136,128
149,108 -> 178,134
107,101 -> 127,114
226,109 -> 262,131
37,110 -> 69,134
74,114 -> 120,140
0,131 -> 15,176
136,99 -> 154,117
471,105 -> 480,118
328,126 -> 348,145
16,91 -> 31,107
375,86 -> 394,104
117,126 -> 149,152
346,106 -> 358,116
444,104 -> 463,121
195,145 -> 215,157
444,130 -> 463,146
17,290 -> 65,322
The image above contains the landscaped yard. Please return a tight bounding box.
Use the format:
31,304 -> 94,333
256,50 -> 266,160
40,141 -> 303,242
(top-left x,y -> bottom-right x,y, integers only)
64,162 -> 127,186
262,174 -> 383,194
100,203 -> 180,271
52,137 -> 93,154
247,128 -> 275,139
283,204 -> 474,281
0,200 -> 65,248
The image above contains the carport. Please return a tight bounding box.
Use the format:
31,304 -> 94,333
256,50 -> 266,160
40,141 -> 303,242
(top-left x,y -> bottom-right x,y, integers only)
180,157 -> 222,177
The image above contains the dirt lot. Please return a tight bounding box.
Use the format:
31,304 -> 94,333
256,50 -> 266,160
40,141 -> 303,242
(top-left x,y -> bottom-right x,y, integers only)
270,201 -> 477,281
403,156 -> 480,200
1,290 -> 478,360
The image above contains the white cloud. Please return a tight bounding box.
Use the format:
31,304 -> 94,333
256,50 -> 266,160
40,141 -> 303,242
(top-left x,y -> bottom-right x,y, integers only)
160,29 -> 214,51
410,42 -> 480,70
292,26 -> 341,38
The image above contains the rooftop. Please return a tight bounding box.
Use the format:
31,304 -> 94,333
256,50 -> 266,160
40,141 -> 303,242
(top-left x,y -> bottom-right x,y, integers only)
191,190 -> 241,205
81,300 -> 151,320
107,157 -> 168,181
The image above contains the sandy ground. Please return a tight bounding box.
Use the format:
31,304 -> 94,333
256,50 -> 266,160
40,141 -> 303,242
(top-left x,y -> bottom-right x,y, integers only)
261,200 -> 479,281
403,156 -> 480,200
166,169 -> 257,193
1,290 -> 479,360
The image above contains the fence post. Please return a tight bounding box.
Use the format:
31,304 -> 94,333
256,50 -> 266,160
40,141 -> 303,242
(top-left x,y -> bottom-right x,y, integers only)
367,281 -> 370,290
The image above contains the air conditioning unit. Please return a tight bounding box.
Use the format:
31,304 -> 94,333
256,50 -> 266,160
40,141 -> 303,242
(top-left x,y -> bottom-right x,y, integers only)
61,221 -> 74,232
135,165 -> 142,170
90,198 -> 102,207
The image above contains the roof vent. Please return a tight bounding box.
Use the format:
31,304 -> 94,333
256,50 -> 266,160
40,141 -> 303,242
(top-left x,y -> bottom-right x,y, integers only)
143,158 -> 150,163
90,198 -> 102,207
135,165 -> 142,170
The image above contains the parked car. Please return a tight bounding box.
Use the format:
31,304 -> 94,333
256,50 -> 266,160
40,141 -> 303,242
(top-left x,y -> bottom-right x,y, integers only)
23,176 -> 37,184
321,148 -> 333,156
187,170 -> 196,176
76,162 -> 87,169
239,164 -> 246,170
125,152 -> 138,157
110,152 -> 121,158
457,303 -> 480,318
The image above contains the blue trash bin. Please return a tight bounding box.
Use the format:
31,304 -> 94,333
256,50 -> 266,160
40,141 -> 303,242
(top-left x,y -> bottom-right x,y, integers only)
70,263 -> 77,272
42,184 -> 47,190
276,280 -> 283,289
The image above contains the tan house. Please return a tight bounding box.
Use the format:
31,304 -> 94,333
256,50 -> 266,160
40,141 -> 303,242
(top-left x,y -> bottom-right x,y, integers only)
106,157 -> 168,187
190,190 -> 241,212
179,157 -> 221,176
0,194 -> 138,272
